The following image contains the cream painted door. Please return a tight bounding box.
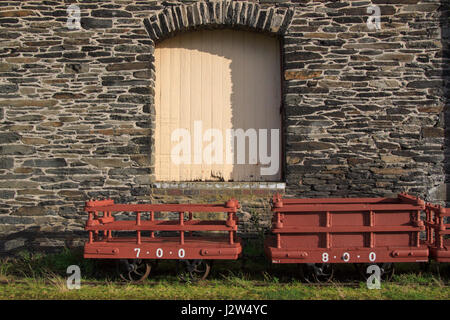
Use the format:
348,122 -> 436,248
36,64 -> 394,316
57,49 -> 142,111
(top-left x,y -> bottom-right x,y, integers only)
155,29 -> 281,182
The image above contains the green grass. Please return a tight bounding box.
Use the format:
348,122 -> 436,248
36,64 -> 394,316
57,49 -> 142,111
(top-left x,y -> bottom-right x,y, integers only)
0,246 -> 449,300
0,275 -> 448,300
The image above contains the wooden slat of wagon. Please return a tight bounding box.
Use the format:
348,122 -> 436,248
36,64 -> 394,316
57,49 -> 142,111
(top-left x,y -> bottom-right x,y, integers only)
280,197 -> 396,204
86,220 -> 235,232
273,203 -> 423,212
271,225 -> 422,233
440,209 -> 450,217
85,203 -> 237,213
95,236 -> 239,245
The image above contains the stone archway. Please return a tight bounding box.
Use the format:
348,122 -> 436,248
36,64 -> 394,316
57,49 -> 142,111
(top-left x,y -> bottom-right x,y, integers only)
141,1 -> 295,183
143,1 -> 295,42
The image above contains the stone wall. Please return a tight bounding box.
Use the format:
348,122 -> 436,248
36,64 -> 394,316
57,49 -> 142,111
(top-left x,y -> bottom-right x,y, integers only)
0,0 -> 448,254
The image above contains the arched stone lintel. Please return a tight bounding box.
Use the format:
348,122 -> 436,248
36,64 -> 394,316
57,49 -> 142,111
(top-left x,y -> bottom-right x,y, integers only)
143,1 -> 294,43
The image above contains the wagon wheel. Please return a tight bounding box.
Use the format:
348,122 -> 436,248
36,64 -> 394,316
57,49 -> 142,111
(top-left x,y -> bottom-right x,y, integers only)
178,259 -> 211,282
301,263 -> 334,283
117,259 -> 151,283
425,262 -> 447,278
356,263 -> 395,282
419,262 -> 430,274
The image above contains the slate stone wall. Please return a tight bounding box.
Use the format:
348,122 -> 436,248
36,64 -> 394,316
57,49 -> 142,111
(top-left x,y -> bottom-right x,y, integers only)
0,0 -> 448,254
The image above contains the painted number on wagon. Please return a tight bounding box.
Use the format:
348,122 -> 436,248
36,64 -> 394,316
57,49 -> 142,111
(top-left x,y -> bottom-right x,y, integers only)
156,248 -> 163,258
178,248 -> 185,258
369,252 -> 376,262
322,253 -> 329,262
134,248 -> 140,258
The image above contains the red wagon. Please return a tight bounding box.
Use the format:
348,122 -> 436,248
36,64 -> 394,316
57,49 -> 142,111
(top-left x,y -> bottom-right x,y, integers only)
424,202 -> 450,263
84,198 -> 242,281
265,193 -> 429,281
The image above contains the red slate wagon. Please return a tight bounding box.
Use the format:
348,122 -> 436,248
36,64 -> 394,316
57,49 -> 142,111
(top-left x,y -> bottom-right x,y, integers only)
425,202 -> 450,263
265,193 -> 429,281
84,198 -> 242,281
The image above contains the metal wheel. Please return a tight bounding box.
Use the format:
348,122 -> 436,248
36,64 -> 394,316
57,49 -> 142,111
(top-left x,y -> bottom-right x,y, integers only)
427,262 -> 447,278
301,263 -> 334,283
117,259 -> 151,283
356,263 -> 395,281
178,259 -> 211,281
419,262 -> 430,274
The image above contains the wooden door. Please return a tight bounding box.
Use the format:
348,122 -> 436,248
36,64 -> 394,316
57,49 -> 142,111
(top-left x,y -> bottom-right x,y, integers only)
155,29 -> 281,181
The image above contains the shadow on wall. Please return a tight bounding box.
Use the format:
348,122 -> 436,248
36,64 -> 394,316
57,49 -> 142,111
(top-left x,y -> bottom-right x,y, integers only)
442,1 -> 450,204
155,28 -> 282,182
0,228 -> 86,256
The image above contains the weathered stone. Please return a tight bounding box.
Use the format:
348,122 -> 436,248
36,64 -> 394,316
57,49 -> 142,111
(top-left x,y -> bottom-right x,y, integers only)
344,43 -> 402,49
0,84 -> 18,93
0,18 -> 19,23
0,10 -> 34,17
403,4 -> 440,12
131,155 -> 152,166
285,51 -> 322,61
0,216 -> 34,224
39,122 -> 63,128
10,115 -> 45,122
114,45 -> 153,54
64,38 -> 91,46
290,142 -> 336,151
0,145 -> 34,155
81,18 -> 113,29
62,52 -> 86,59
422,127 -> 444,138
0,132 -> 20,143
24,40 -> 61,47
0,190 -> 15,199
65,64 -> 89,74
407,81 -> 443,89
13,206 -> 52,216
21,137 -> 50,145
109,168 -> 152,176
370,168 -> 406,175
22,158 -> 67,168
82,158 -> 128,168
133,70 -> 152,79
129,87 -> 152,94
106,62 -> 150,71
381,155 -> 411,163
303,32 -> 336,39
285,70 -> 322,80
4,238 -> 26,251
339,6 -> 396,16
102,80 -> 149,87
418,106 -> 443,113
117,95 -> 151,104
0,158 -> 13,169
52,92 -> 86,99
91,10 -> 132,18
57,190 -> 84,198
0,99 -> 57,107
319,80 -> 353,88
16,189 -> 54,196
370,80 -> 400,89
59,116 -> 79,122
375,53 -> 414,62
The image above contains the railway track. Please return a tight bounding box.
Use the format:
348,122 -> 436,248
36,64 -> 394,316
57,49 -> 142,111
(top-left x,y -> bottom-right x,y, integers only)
0,278 -> 448,288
